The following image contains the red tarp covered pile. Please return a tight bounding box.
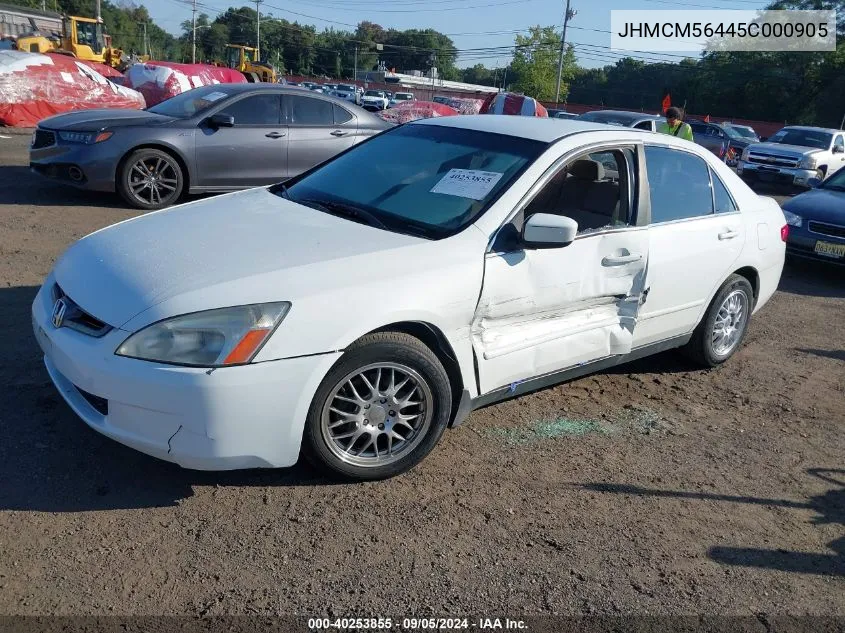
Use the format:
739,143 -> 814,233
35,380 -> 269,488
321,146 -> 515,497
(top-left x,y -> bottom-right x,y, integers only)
124,61 -> 247,107
480,92 -> 548,117
377,100 -> 459,124
0,50 -> 145,128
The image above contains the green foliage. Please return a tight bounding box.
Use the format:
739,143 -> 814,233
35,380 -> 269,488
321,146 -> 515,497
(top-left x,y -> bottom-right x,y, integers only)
508,26 -> 576,101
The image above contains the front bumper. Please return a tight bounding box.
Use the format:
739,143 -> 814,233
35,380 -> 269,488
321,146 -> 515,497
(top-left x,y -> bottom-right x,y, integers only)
737,161 -> 816,188
29,134 -> 118,192
31,281 -> 341,470
786,230 -> 845,265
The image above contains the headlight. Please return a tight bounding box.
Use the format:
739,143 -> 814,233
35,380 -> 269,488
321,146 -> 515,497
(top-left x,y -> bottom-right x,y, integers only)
782,210 -> 803,228
799,155 -> 818,170
58,131 -> 113,144
116,302 -> 291,367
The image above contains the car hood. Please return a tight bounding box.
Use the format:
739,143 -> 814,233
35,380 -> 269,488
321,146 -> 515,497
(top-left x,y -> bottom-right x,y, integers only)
38,109 -> 175,131
52,187 -> 430,329
748,142 -> 823,158
782,187 -> 845,224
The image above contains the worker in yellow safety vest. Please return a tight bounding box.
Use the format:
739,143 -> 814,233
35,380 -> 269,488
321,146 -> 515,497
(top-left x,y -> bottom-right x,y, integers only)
658,106 -> 694,141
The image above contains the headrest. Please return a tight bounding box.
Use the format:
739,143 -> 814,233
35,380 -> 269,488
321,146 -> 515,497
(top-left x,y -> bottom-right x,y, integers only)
569,159 -> 604,181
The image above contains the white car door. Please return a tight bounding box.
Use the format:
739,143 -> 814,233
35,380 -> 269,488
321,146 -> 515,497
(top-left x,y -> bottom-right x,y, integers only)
472,145 -> 650,395
633,144 -> 745,347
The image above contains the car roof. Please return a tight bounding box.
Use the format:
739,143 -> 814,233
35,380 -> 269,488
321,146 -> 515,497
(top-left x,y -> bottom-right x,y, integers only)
581,109 -> 662,120
411,114 -> 657,143
780,125 -> 842,134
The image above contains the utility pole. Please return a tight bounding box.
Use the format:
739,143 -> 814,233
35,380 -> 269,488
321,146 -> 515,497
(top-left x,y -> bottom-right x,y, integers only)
95,0 -> 101,22
840,112 -> 845,130
254,0 -> 262,59
40,0 -> 45,11
354,46 -> 358,82
142,22 -> 148,57
554,0 -> 576,104
191,0 -> 197,63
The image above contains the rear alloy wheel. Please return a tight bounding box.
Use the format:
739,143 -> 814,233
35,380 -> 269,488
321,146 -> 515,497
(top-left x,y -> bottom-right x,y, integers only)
302,332 -> 452,480
118,148 -> 184,210
683,274 -> 754,367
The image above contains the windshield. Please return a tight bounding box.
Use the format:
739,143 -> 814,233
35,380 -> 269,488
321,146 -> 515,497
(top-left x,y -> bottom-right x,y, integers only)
395,93 -> 413,100
147,85 -> 235,118
820,166 -> 845,190
335,85 -> 353,92
721,126 -> 746,140
578,112 -> 638,127
767,128 -> 832,149
728,126 -> 757,140
276,124 -> 545,239
365,90 -> 384,97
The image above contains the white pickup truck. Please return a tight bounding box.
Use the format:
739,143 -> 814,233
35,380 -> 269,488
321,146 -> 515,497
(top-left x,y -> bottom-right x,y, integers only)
737,125 -> 845,188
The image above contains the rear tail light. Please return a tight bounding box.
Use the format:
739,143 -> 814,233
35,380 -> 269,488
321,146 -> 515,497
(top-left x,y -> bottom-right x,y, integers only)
781,224 -> 789,242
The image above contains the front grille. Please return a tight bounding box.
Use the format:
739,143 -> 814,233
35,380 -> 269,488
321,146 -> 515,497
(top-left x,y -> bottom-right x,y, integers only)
51,284 -> 112,338
747,152 -> 800,169
77,388 -> 109,416
809,221 -> 845,239
32,129 -> 56,150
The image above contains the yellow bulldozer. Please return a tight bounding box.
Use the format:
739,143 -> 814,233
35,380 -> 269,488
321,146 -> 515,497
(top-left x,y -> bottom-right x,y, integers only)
16,15 -> 127,68
222,44 -> 277,83
0,4 -> 129,69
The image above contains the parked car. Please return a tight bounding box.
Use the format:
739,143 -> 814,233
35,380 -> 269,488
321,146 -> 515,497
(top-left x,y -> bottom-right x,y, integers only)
361,89 -> 389,110
389,92 -> 415,107
308,85 -> 325,94
577,110 -> 662,131
29,84 -> 391,210
432,96 -> 450,105
688,120 -> 730,160
331,84 -> 360,105
781,166 -> 845,264
548,109 -> 579,120
32,115 -> 786,480
737,126 -> 845,188
722,123 -> 760,143
300,81 -> 318,90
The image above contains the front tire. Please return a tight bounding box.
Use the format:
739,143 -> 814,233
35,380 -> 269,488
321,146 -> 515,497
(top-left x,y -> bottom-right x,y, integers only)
118,148 -> 184,210
302,332 -> 452,481
683,274 -> 754,367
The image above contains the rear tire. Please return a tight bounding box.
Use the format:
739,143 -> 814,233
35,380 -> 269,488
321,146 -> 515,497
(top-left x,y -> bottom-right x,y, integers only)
683,274 -> 754,367
118,148 -> 184,211
302,332 -> 452,481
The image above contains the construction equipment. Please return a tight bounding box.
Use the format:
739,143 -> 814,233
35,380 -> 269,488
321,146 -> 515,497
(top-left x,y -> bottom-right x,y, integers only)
224,44 -> 276,83
0,3 -> 127,69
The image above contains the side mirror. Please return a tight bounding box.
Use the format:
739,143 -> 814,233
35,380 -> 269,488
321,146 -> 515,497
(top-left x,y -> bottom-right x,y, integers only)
807,177 -> 822,188
522,213 -> 578,249
209,113 -> 235,128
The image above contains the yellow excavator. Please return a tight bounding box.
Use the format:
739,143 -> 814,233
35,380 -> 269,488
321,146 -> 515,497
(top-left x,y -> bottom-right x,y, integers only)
1,3 -> 128,69
222,44 -> 277,83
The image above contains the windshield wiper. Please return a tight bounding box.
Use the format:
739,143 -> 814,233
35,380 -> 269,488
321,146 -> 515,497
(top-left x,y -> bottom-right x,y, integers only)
300,198 -> 389,231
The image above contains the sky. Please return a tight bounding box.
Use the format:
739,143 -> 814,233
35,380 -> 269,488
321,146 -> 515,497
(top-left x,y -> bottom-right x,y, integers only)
144,0 -> 773,69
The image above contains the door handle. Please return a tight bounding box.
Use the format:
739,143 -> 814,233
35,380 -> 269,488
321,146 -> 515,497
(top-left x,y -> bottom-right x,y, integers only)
330,130 -> 349,137
265,131 -> 286,139
601,253 -> 642,266
718,229 -> 739,240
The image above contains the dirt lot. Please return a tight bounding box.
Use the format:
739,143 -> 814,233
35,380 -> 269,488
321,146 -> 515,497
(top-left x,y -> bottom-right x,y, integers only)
0,132 -> 843,618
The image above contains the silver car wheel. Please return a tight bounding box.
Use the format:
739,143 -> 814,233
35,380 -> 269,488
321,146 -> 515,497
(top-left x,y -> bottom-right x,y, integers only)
711,289 -> 748,356
128,156 -> 179,206
320,362 -> 433,468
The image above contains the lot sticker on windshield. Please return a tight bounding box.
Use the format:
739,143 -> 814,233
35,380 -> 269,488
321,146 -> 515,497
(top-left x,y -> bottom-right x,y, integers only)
430,169 -> 504,200
204,91 -> 228,102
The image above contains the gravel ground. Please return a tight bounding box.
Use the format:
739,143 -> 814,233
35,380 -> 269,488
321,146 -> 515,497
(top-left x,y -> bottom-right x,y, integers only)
0,133 -> 842,618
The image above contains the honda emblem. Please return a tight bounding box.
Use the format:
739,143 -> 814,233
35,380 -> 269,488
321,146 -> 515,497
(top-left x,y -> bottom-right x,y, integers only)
52,298 -> 67,329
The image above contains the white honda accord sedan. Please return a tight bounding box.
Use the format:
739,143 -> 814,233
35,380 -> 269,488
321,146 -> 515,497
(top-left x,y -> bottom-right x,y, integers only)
32,115 -> 787,480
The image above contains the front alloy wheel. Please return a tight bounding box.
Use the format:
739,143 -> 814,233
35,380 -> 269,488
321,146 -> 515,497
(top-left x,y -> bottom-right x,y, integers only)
118,148 -> 184,210
303,332 -> 452,480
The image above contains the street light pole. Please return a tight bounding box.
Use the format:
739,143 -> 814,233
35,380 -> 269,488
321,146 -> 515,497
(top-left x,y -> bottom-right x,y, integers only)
254,0 -> 262,58
554,0 -> 575,104
191,0 -> 197,63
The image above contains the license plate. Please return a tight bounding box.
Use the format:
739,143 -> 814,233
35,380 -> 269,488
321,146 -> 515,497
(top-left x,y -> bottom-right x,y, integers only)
814,240 -> 845,258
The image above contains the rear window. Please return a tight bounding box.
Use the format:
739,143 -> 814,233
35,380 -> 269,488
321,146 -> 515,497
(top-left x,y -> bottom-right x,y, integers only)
278,124 -> 546,239
578,112 -> 637,127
